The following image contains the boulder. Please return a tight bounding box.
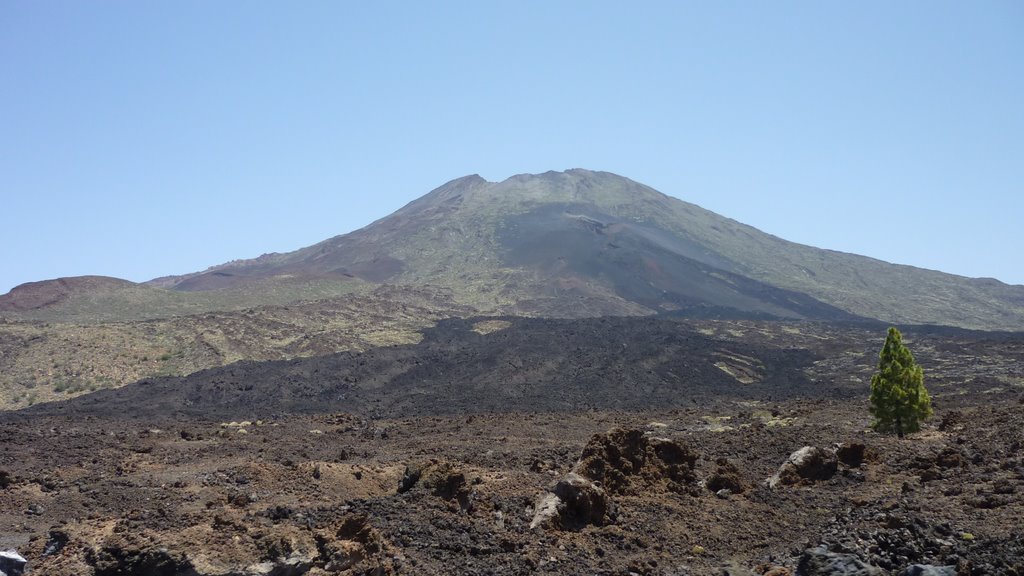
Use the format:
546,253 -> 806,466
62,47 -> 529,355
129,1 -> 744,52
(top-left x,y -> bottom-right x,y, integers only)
575,428 -> 698,495
769,447 -> 838,488
553,473 -> 611,528
532,428 -> 699,531
797,545 -> 883,575
529,473 -> 612,530
935,448 -> 966,469
0,550 -> 26,576
937,411 -> 963,432
528,493 -> 563,530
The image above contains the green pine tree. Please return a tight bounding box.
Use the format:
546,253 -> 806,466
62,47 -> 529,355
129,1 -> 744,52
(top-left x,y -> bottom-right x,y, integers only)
869,327 -> 932,437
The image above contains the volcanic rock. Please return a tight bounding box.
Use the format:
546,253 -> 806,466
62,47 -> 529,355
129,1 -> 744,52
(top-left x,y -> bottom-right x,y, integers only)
706,457 -> 747,494
797,545 -> 883,575
316,514 -> 395,574
553,472 -> 612,528
531,428 -> 699,531
86,540 -> 188,576
836,442 -> 866,468
529,472 -> 612,531
398,460 -> 473,512
529,493 -> 563,531
0,550 -> 26,576
575,428 -> 698,495
769,446 -> 838,488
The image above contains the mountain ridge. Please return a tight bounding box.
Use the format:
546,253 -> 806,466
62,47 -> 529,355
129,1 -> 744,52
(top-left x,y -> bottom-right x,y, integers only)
3,169 -> 1023,330
142,168 -> 1024,330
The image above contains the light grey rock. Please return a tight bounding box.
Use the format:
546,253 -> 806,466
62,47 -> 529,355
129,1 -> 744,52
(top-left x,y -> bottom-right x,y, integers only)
529,492 -> 562,530
769,446 -> 838,488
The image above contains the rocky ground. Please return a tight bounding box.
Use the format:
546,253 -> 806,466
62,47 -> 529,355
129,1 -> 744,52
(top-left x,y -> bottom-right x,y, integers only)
1,318 -> 1022,575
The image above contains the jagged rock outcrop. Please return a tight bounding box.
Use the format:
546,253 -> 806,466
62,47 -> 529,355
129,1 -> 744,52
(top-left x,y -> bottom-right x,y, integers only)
398,460 -> 474,512
529,473 -> 612,530
575,427 -> 699,495
531,428 -> 699,531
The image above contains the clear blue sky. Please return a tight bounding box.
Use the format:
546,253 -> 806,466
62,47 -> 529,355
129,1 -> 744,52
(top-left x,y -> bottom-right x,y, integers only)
2,1 -> 1022,294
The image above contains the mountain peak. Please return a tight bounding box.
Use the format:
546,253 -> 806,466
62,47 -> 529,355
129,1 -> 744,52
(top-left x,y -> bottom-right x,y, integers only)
500,168 -> 618,184
443,173 -> 490,187
121,170 -> 1024,330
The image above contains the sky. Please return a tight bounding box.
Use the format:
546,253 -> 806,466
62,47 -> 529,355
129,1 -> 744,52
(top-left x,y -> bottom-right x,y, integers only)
2,1 -> 1023,294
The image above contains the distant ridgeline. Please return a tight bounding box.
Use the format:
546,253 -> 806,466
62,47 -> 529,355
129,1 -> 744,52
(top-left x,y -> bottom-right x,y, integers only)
3,169 -> 1024,330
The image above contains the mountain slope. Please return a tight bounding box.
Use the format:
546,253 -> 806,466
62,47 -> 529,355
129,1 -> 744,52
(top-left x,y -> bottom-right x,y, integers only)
0,275 -> 371,323
0,286 -> 468,409
2,169 -> 1022,408
23,316 -> 823,419
149,169 -> 1024,330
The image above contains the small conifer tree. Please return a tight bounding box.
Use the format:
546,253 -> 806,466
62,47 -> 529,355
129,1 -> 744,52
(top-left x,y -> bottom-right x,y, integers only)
869,327 -> 932,437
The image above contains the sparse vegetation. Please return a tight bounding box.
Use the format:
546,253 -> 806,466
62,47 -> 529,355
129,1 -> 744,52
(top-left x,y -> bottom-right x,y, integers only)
869,327 -> 932,437
0,275 -> 372,324
0,287 -> 467,409
471,319 -> 512,335
9,171 -> 1022,330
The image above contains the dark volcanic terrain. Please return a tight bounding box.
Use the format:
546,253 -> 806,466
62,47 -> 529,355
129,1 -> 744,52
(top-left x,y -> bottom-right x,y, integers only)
2,170 -> 1023,575
2,318 -> 1022,575
27,316 -> 822,420
3,169 -> 1024,411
